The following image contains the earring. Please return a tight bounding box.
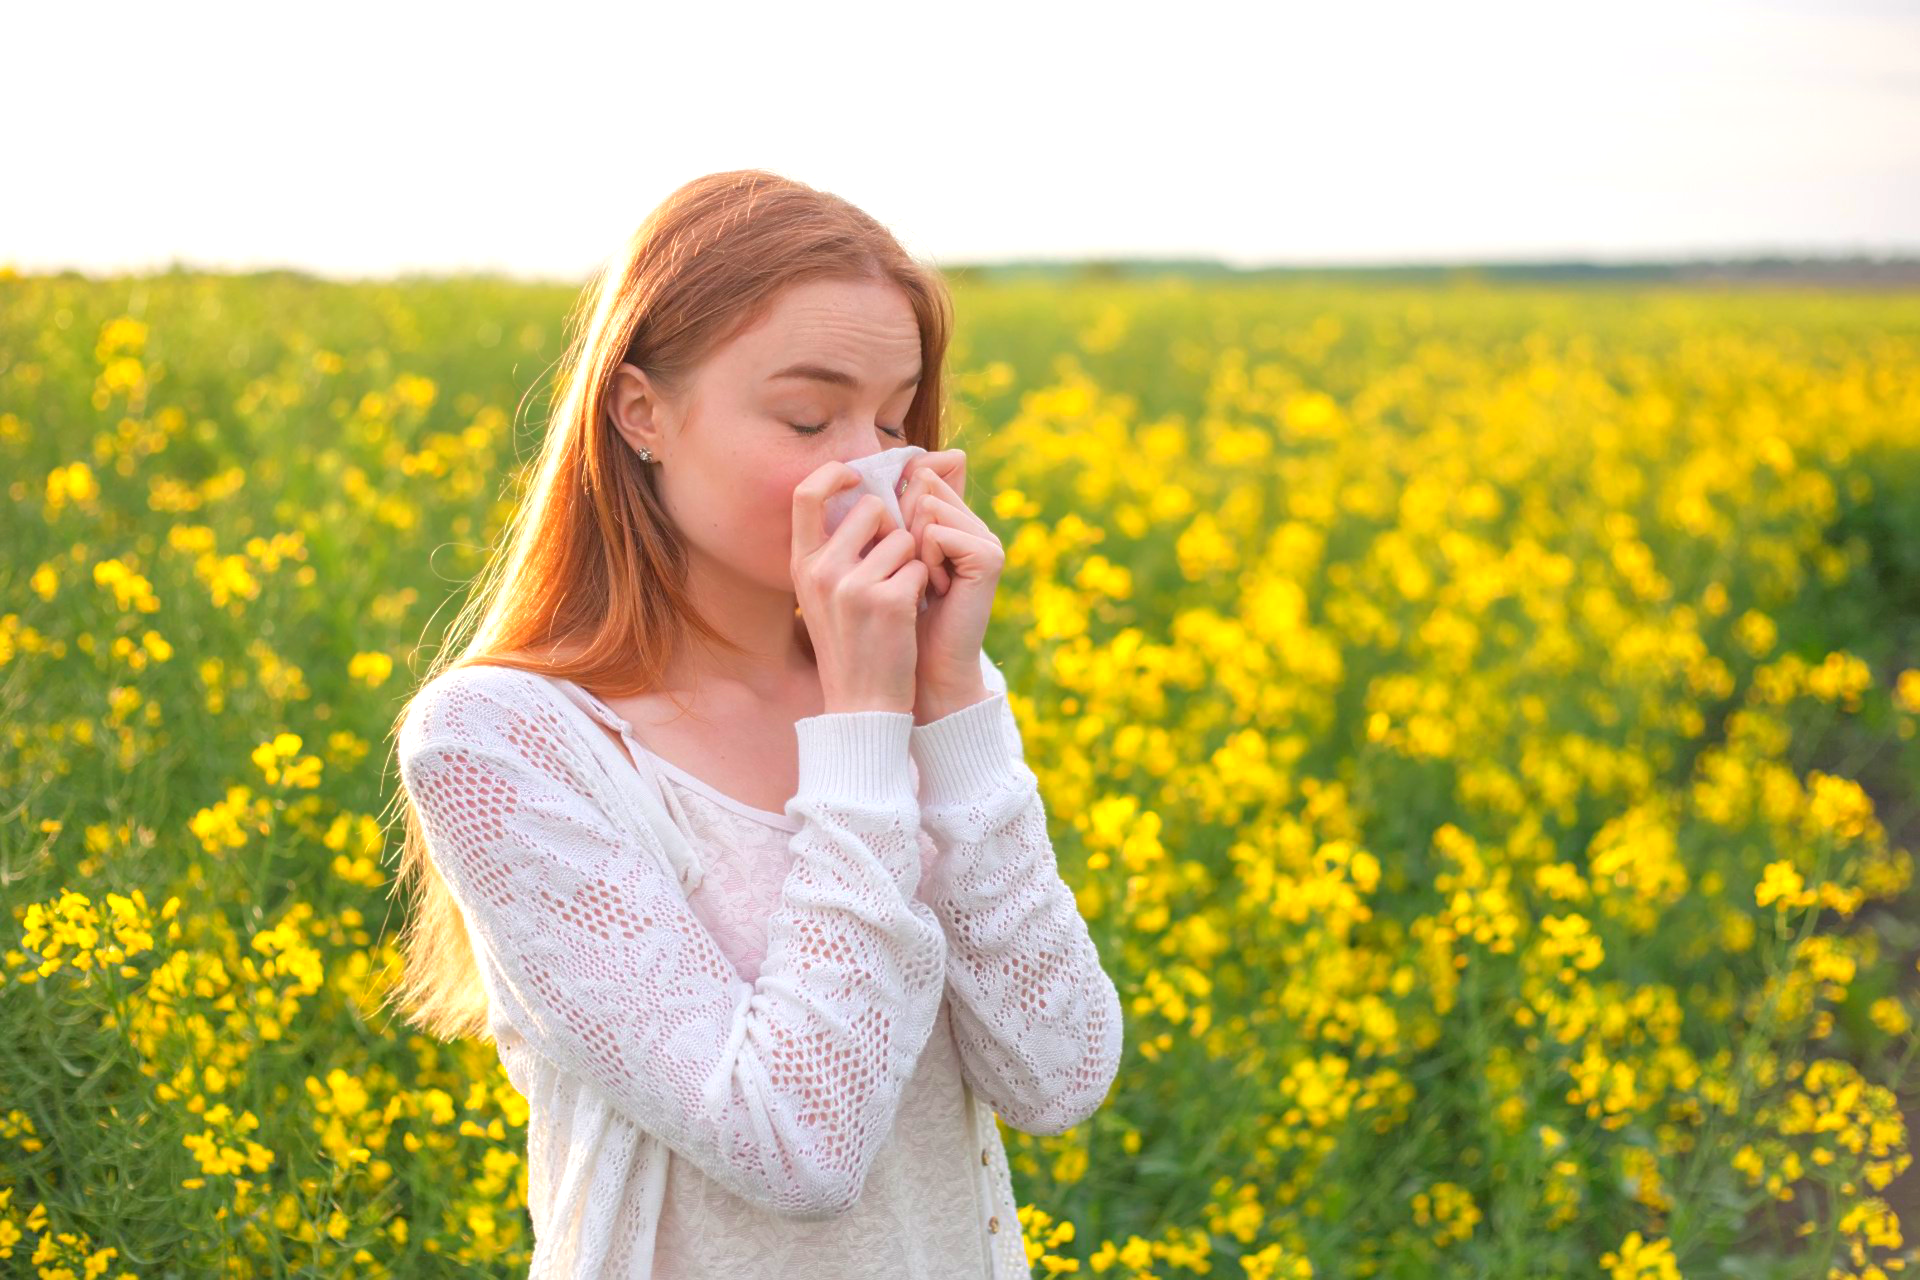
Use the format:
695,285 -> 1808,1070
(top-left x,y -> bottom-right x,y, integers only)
638,446 -> 654,463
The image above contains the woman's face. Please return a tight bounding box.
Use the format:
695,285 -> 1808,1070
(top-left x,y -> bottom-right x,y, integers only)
610,276 -> 923,595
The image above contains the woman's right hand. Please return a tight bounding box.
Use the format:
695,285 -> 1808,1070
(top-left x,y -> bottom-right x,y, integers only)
791,461 -> 929,715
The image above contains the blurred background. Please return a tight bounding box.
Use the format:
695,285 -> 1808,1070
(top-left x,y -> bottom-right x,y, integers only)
4,2 -> 1918,1276
7,0 -> 1918,279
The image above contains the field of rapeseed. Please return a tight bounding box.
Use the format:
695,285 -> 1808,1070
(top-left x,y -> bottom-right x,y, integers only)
3,267 -> 1918,1279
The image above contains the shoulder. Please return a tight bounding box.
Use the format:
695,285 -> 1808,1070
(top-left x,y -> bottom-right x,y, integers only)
397,661 -> 565,767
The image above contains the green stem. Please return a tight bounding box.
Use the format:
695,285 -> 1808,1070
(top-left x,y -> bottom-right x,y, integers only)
1669,840 -> 1833,1261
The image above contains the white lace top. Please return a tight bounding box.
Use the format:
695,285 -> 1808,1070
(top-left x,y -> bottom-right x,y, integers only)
395,647 -> 1123,1278
607,711 -> 1000,1278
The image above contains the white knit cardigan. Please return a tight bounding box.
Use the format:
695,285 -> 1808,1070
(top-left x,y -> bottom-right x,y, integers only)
396,646 -> 1125,1277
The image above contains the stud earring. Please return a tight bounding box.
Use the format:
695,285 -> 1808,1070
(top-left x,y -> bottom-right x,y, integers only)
638,446 -> 654,463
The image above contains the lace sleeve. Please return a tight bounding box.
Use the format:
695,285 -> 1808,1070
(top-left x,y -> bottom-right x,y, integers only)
907,653 -> 1125,1137
397,672 -> 948,1220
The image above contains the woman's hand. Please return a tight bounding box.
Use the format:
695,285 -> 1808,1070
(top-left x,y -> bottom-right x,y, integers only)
792,463 -> 930,715
898,448 -> 1002,724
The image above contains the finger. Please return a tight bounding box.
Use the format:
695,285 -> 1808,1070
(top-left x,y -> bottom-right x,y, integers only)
901,448 -> 966,511
902,449 -> 960,502
920,521 -> 980,590
827,493 -> 898,569
918,509 -> 951,594
900,556 -> 930,605
909,493 -> 988,547
910,465 -> 986,545
847,526 -> 920,594
910,468 -> 970,530
911,494 -> 961,594
791,461 -> 861,564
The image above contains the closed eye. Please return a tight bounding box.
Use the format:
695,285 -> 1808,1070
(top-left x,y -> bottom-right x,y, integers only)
790,421 -> 907,439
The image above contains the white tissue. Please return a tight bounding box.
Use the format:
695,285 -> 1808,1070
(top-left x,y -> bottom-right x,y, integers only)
821,445 -> 932,612
823,445 -> 926,537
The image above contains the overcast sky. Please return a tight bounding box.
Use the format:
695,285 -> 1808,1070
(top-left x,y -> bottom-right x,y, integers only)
7,0 -> 1917,280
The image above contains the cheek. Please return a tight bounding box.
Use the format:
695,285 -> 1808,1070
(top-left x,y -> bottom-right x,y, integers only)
770,463 -> 816,543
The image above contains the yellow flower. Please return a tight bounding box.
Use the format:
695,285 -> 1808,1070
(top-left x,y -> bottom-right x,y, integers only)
46,460 -> 101,512
1600,1231 -> 1681,1280
252,733 -> 322,788
1895,668 -> 1920,715
348,650 -> 394,687
1755,860 -> 1814,910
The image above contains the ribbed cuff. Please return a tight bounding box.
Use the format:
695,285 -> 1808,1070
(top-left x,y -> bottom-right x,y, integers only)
793,710 -> 917,809
909,691 -> 1021,809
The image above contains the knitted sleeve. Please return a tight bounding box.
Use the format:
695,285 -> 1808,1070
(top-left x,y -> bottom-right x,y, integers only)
907,648 -> 1125,1136
397,669 -> 948,1221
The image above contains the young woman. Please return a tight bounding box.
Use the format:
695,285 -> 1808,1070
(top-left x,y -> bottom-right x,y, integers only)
388,169 -> 1124,1278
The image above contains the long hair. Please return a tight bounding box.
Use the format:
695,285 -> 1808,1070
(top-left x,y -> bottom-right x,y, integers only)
379,169 -> 958,1041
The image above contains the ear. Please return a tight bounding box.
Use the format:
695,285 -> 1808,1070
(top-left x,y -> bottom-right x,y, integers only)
607,362 -> 666,460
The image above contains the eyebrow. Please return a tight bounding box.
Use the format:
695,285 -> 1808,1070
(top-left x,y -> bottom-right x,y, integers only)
767,363 -> 922,395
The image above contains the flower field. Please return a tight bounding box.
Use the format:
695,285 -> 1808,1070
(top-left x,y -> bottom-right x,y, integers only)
3,268 -> 1918,1278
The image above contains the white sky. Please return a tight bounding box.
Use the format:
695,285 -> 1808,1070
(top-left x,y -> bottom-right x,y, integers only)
6,0 -> 1917,280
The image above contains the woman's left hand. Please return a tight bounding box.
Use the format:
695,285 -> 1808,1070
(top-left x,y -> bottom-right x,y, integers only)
899,448 -> 1001,723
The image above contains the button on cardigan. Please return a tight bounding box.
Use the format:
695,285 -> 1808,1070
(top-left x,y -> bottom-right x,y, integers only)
395,646 -> 1124,1278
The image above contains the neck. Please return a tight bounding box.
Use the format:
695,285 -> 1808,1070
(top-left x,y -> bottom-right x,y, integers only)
661,558 -> 818,702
